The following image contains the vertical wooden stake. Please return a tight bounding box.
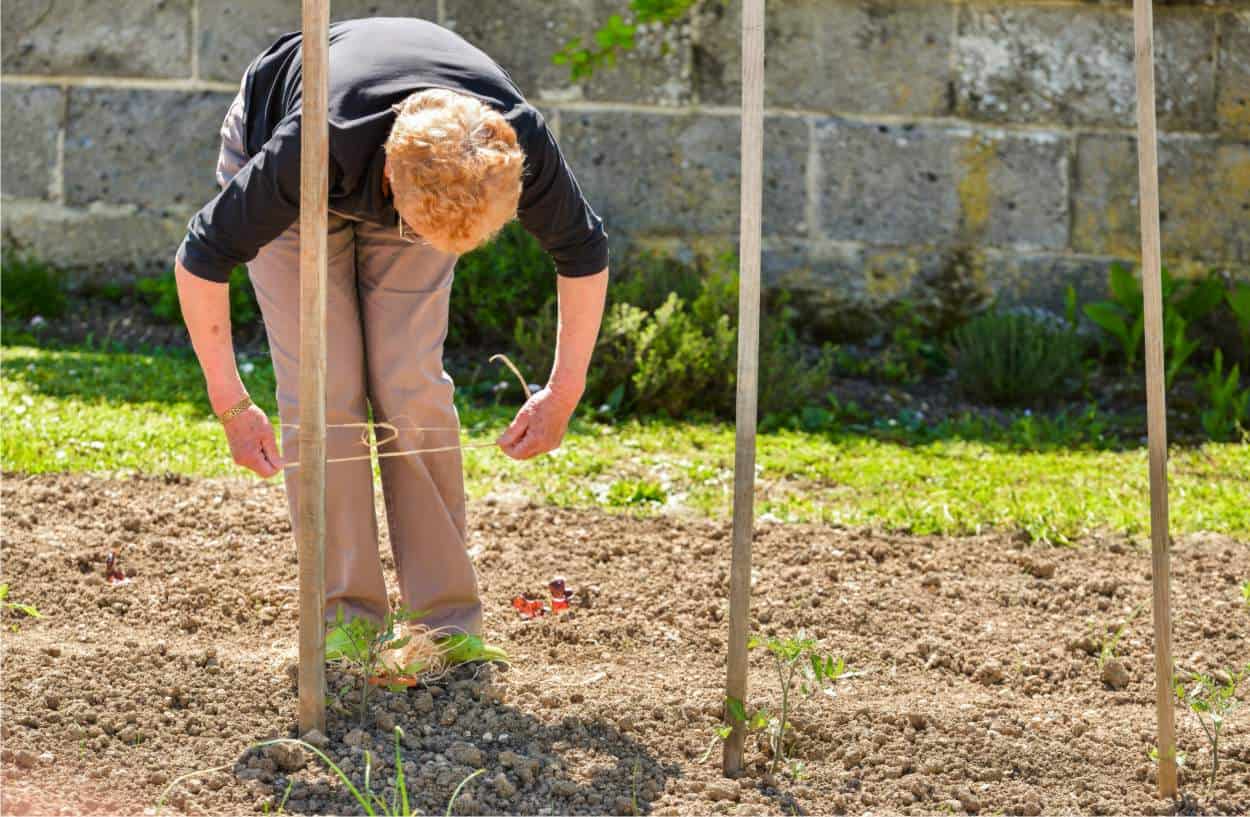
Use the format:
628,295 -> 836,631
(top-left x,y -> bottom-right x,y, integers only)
1131,0 -> 1177,799
297,0 -> 330,737
723,0 -> 765,779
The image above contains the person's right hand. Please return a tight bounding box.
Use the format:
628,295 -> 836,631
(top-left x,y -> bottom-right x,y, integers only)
223,403 -> 283,478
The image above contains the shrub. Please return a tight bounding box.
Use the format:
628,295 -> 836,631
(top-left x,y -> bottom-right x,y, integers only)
1084,263 -> 1226,374
758,297 -> 836,419
509,249 -> 834,420
949,309 -> 1084,406
1200,350 -> 1248,442
451,222 -> 553,349
137,266 -> 259,329
1,254 -> 67,322
632,291 -> 736,417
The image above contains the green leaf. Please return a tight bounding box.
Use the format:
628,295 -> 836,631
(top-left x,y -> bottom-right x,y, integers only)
725,696 -> 747,723
1083,302 -> 1128,340
1109,263 -> 1141,308
749,709 -> 770,731
715,725 -> 733,739
0,583 -> 9,601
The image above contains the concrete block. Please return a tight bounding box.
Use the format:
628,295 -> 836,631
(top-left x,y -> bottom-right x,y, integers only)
955,129 -> 1070,252
1,85 -> 63,200
1218,11 -> 1250,138
1,200 -> 193,272
762,238 -> 1003,337
198,0 -> 439,84
1073,134 -> 1250,264
558,110 -> 807,237
980,252 -> 1118,315
1,0 -> 192,78
64,89 -> 234,207
956,4 -> 1217,130
814,119 -> 961,247
449,0 -> 691,106
694,0 -> 954,116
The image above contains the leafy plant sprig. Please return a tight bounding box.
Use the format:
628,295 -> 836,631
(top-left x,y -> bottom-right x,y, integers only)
708,632 -> 850,778
1227,281 -> 1250,349
553,0 -> 699,81
1083,263 -> 1224,375
1199,350 -> 1249,442
0,582 -> 42,626
1174,666 -> 1247,788
329,605 -> 429,725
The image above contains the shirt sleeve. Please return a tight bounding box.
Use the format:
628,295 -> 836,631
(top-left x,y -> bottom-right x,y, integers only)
176,115 -> 304,283
515,111 -> 609,278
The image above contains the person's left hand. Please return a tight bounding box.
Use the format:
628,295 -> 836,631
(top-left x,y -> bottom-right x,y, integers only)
498,385 -> 579,460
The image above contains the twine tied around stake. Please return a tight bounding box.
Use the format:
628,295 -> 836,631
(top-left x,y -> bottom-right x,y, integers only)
279,354 -> 533,470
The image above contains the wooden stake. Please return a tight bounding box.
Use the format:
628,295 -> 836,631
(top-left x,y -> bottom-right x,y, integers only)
1131,0 -> 1177,799
723,0 -> 765,778
297,0 -> 330,737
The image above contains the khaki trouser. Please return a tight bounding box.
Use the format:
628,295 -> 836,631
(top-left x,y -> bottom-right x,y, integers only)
215,87 -> 482,637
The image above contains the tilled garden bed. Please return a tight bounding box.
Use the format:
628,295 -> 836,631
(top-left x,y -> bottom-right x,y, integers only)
1,472 -> 1246,815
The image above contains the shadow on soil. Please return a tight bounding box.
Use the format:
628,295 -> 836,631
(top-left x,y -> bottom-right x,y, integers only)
216,663 -> 684,816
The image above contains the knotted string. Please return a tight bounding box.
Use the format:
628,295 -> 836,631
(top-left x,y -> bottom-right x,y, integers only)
280,354 -> 533,470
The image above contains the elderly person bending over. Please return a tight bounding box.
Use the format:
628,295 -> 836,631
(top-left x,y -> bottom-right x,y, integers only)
174,17 -> 608,666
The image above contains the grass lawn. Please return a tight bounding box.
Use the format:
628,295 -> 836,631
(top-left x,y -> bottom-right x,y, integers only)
3,343 -> 1247,543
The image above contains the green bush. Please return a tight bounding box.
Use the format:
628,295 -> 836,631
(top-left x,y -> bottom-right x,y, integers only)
632,290 -> 736,417
1200,350 -> 1249,442
758,298 -> 836,419
1,254 -> 67,322
508,249 -> 833,420
451,222 -> 554,349
949,310 -> 1084,406
137,266 -> 259,328
1084,263 -> 1226,375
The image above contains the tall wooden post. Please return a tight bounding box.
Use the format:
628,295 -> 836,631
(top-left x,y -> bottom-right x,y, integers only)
723,0 -> 765,778
297,0 -> 330,736
1131,0 -> 1177,799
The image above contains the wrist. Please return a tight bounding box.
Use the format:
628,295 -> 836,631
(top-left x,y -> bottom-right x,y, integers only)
206,377 -> 248,416
546,371 -> 585,406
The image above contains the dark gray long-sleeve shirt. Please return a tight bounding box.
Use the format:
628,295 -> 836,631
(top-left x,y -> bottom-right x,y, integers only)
177,17 -> 608,282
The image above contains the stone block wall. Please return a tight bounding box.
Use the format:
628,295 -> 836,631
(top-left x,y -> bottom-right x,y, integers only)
2,0 -> 1248,328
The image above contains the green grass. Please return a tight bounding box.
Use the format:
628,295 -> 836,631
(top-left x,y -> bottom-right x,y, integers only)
3,343 -> 1248,543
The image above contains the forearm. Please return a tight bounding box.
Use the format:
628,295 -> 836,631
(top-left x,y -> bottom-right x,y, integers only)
548,267 -> 608,401
175,260 -> 246,414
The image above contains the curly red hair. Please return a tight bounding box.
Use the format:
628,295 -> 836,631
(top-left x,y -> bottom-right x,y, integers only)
384,89 -> 524,255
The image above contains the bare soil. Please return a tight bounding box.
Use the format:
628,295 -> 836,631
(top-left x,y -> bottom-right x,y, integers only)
1,472 -> 1247,816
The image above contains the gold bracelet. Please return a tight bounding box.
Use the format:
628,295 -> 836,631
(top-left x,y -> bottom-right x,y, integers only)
218,395 -> 254,424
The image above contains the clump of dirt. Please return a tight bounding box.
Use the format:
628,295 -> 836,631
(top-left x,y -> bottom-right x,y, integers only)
1,472 -> 1247,815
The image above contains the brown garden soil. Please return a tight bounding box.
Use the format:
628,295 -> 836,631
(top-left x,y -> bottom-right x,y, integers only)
1,472 -> 1247,816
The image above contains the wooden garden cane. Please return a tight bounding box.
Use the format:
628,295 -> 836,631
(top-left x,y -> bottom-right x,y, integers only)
297,0 -> 330,736
723,0 -> 765,778
1132,0 -> 1178,799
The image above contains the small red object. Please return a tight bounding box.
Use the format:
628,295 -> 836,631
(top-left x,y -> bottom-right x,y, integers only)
511,594 -> 546,620
105,551 -> 128,585
548,576 -> 574,613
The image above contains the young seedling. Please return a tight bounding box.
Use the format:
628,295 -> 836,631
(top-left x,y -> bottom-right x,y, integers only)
328,605 -> 429,725
1094,604 -> 1143,671
1173,665 -> 1247,788
709,631 -> 849,778
157,728 -> 484,817
0,582 -> 42,629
